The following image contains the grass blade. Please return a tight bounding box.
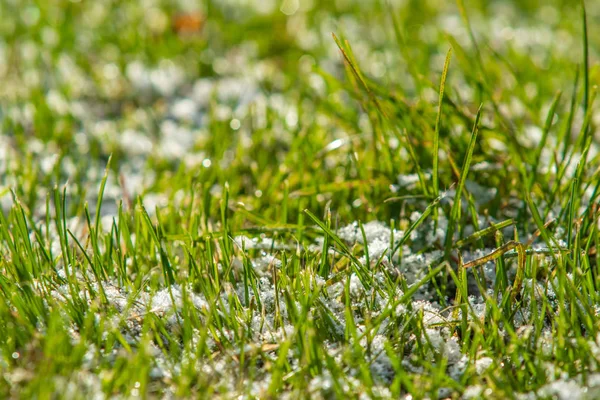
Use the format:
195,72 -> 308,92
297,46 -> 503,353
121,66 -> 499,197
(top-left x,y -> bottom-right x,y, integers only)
433,48 -> 452,199
444,104 -> 483,257
582,0 -> 589,113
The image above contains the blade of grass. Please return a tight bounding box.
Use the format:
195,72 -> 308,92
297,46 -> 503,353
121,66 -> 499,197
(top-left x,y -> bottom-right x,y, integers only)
390,193 -> 445,259
455,219 -> 515,248
529,91 -> 562,190
304,209 -> 372,288
433,48 -> 452,200
94,155 -> 112,245
444,104 -> 483,258
581,0 -> 589,114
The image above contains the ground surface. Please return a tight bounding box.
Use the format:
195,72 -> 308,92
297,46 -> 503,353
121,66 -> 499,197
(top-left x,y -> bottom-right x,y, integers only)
0,0 -> 600,398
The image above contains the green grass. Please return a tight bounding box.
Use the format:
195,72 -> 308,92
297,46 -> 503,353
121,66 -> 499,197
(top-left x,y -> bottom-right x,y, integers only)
0,0 -> 599,398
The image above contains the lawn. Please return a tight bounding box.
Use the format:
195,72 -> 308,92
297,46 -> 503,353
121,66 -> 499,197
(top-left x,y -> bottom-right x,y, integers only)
0,0 -> 599,398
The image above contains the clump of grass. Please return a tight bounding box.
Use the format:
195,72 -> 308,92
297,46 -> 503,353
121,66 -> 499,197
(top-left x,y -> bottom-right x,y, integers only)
0,0 -> 599,398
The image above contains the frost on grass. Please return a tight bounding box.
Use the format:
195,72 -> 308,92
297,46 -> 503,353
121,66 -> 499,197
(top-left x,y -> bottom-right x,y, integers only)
337,220 -> 403,262
12,170 -> 592,399
233,234 -> 292,251
517,374 -> 600,400
40,214 -> 485,398
52,281 -> 209,320
2,1 -> 600,397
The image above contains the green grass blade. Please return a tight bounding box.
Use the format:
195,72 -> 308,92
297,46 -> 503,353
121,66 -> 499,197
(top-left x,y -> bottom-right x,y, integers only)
444,104 -> 483,257
581,0 -> 589,113
433,48 -> 452,199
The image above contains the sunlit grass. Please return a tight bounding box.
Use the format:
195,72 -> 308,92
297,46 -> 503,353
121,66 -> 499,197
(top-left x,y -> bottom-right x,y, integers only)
0,0 -> 599,398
